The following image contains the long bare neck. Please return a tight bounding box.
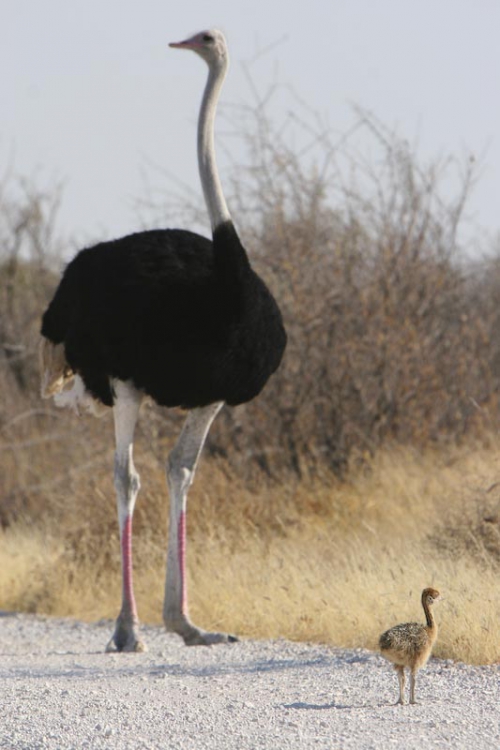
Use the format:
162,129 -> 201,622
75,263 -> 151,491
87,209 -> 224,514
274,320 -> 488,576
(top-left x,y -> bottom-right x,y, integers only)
198,61 -> 231,232
422,598 -> 436,631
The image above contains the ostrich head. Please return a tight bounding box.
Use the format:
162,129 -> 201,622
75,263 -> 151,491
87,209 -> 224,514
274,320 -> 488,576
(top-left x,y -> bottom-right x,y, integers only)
422,588 -> 442,606
169,29 -> 228,69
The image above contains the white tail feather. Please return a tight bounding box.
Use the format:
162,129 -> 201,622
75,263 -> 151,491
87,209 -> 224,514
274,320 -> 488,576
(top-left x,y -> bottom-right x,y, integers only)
39,338 -> 107,417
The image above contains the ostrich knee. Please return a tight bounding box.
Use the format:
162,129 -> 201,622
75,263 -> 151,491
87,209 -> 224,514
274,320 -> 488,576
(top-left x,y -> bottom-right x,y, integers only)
167,452 -> 193,496
114,454 -> 141,516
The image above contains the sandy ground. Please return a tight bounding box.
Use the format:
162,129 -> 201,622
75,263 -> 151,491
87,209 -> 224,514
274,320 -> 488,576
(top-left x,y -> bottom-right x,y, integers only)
1,612 -> 499,750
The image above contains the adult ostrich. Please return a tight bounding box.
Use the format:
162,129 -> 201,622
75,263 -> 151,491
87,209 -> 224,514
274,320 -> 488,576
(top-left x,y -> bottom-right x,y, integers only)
40,29 -> 286,651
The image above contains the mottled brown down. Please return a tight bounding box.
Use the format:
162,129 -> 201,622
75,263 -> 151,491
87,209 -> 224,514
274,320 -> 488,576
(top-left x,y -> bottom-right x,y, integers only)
379,587 -> 441,705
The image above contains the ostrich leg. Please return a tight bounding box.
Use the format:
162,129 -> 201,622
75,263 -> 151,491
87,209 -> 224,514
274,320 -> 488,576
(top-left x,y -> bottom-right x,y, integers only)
409,669 -> 417,704
163,401 -> 236,645
106,382 -> 145,653
395,666 -> 406,705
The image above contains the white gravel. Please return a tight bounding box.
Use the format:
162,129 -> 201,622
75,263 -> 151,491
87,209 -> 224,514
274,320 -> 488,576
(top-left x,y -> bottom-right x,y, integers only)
1,612 -> 499,749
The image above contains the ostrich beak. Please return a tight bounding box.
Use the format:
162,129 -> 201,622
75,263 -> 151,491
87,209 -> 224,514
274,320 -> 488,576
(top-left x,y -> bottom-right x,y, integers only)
169,34 -> 202,50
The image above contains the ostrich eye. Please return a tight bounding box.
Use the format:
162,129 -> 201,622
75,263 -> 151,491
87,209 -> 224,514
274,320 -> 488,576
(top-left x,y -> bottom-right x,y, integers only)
203,34 -> 214,43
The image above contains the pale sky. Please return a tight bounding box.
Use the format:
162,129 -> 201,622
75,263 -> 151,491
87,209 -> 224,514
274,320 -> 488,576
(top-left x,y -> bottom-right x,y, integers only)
2,0 -> 500,253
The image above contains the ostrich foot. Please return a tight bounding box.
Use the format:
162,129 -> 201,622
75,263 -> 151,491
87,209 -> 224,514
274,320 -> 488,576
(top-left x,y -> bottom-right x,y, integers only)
105,614 -> 147,653
182,627 -> 239,647
164,615 -> 238,646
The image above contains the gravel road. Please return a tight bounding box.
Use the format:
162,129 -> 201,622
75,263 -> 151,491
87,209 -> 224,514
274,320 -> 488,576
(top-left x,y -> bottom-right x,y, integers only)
1,612 -> 499,749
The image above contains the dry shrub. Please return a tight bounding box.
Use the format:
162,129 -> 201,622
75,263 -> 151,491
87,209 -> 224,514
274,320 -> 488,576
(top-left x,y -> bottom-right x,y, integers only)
0,176 -> 62,403
206,107 -> 496,478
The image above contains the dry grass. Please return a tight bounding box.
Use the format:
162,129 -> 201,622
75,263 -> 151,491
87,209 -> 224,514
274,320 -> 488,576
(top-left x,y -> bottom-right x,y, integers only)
1,431 -> 500,665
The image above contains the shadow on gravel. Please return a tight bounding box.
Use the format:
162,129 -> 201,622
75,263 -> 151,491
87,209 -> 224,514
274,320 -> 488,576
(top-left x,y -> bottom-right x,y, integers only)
283,700 -> 388,711
1,655 -> 336,682
149,655 -> 333,679
284,701 -> 337,710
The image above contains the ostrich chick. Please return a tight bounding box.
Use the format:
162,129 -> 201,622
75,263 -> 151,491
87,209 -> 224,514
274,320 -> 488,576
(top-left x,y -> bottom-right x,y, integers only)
379,587 -> 442,705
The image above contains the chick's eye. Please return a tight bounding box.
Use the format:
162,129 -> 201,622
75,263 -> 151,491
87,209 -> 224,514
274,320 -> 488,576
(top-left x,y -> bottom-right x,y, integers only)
203,34 -> 214,42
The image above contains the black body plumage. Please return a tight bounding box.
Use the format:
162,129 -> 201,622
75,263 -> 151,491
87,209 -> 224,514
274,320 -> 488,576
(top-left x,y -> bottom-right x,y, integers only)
41,221 -> 287,409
